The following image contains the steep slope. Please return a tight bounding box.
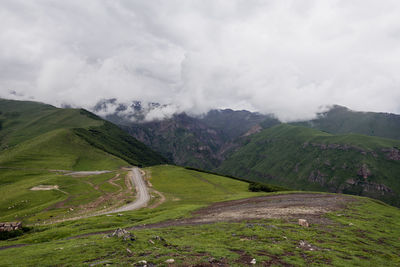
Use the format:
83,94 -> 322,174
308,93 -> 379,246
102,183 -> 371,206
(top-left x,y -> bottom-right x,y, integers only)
199,109 -> 280,140
122,113 -> 225,169
95,99 -> 280,169
0,99 -> 166,169
218,124 -> 400,206
292,105 -> 400,140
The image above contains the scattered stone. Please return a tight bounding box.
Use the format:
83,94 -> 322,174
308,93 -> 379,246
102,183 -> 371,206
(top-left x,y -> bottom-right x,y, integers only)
153,235 -> 166,242
126,248 -> 132,254
89,260 -> 111,266
208,257 -> 216,263
298,240 -> 319,251
149,239 -> 155,245
165,259 -> 175,264
108,228 -> 136,241
117,213 -> 123,217
0,222 -> 22,232
349,223 -> 354,226
298,219 -> 309,227
138,260 -> 147,265
250,258 -> 256,264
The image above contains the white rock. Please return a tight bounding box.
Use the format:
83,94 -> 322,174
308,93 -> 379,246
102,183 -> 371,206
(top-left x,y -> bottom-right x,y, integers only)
165,259 -> 175,263
250,258 -> 256,264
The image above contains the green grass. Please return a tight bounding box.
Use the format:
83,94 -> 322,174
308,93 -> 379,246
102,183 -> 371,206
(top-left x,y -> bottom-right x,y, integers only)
219,124 -> 400,206
291,104 -> 400,140
0,169 -> 126,224
149,165 -> 264,206
0,194 -> 399,266
0,99 -> 166,169
0,165 -> 399,266
0,129 -> 127,170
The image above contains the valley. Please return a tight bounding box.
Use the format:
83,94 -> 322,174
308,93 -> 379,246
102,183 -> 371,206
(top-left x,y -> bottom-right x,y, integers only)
0,99 -> 399,266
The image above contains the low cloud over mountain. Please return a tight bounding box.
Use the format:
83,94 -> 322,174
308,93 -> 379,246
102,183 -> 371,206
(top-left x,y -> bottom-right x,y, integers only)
1,1 -> 400,121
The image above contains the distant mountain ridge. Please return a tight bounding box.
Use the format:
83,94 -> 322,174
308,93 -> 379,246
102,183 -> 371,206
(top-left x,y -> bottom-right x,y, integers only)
94,99 -> 279,168
93,99 -> 400,206
218,124 -> 400,206
0,99 -> 166,170
291,105 -> 400,140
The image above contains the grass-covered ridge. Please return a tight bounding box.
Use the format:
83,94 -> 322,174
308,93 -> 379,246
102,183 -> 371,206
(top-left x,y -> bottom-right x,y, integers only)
0,99 -> 166,169
292,105 -> 400,140
219,124 -> 400,206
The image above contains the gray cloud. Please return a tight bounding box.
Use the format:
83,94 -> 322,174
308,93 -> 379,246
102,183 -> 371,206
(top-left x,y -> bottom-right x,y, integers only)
1,0 -> 400,121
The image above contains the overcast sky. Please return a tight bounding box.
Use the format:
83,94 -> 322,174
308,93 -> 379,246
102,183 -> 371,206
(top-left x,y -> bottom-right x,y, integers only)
1,0 -> 400,121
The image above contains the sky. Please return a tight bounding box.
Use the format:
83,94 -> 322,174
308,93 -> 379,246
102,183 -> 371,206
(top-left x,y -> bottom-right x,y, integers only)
1,0 -> 400,121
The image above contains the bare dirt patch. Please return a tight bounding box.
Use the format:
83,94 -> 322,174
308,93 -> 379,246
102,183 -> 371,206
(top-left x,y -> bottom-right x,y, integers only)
38,193 -> 357,243
130,193 -> 356,230
189,193 -> 354,224
30,185 -> 59,191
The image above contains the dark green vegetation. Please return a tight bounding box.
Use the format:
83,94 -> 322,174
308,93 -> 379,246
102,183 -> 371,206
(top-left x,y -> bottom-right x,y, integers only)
292,105 -> 400,140
184,166 -> 289,192
0,99 -> 165,169
219,124 -> 400,206
1,165 -> 399,266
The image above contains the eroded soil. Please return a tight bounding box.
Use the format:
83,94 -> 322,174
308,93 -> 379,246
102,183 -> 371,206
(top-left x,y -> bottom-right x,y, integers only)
133,193 -> 356,230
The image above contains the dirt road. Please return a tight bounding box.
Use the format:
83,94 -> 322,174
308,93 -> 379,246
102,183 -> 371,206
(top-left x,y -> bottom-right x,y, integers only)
103,167 -> 150,214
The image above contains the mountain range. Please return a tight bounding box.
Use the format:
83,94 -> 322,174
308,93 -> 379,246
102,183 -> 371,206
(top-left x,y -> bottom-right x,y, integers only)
93,99 -> 400,206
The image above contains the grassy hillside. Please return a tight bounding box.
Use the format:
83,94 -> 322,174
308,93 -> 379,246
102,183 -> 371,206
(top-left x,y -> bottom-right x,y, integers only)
0,165 -> 399,266
218,124 -> 400,206
292,105 -> 400,140
0,99 -> 166,169
0,168 -> 132,224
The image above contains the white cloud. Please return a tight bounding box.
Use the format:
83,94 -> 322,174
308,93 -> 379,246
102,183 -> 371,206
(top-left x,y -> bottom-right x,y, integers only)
1,0 -> 400,121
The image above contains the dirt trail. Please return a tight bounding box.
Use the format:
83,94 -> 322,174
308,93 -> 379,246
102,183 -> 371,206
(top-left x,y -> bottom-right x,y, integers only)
102,167 -> 150,214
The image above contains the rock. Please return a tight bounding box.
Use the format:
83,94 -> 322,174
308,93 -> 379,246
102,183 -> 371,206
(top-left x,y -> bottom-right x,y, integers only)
250,258 -> 256,264
117,213 -> 123,217
126,248 -> 132,254
165,259 -> 175,264
149,239 -> 155,244
298,219 -> 309,227
138,260 -> 147,265
153,235 -> 166,242
298,240 -> 319,251
357,164 -> 371,179
108,228 -> 136,241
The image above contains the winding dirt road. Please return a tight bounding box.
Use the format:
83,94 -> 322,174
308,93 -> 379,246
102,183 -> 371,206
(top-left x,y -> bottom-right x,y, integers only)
103,167 -> 150,214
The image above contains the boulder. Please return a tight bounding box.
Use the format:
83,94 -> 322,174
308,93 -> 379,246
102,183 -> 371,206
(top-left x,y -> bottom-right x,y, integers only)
165,259 -> 175,264
108,228 -> 136,241
298,219 -> 309,227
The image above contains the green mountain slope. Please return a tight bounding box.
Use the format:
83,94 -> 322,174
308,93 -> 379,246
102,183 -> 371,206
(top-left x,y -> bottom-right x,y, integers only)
0,99 -> 166,170
218,124 -> 400,206
1,165 -> 400,266
292,105 -> 400,140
